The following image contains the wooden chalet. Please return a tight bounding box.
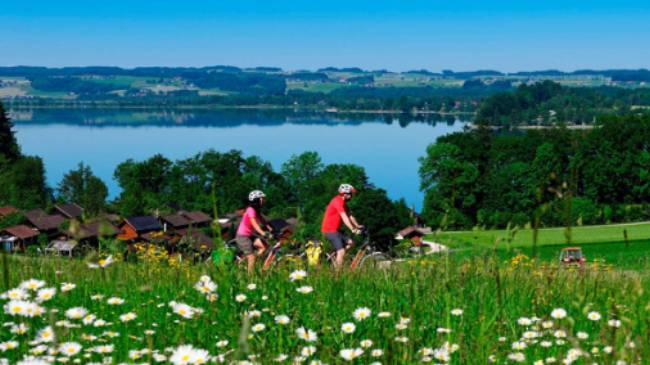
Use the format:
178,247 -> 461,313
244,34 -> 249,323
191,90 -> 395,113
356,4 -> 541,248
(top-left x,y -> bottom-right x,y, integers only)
1,225 -> 39,252
54,203 -> 84,219
161,213 -> 191,231
24,209 -> 65,236
178,210 -> 212,227
117,216 -> 163,241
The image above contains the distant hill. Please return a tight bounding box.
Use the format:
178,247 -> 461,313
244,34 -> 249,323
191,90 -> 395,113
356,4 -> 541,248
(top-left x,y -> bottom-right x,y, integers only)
1,65 -> 649,113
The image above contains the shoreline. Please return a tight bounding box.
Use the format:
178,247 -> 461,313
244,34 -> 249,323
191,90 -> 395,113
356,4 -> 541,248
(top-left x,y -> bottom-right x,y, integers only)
4,102 -> 475,116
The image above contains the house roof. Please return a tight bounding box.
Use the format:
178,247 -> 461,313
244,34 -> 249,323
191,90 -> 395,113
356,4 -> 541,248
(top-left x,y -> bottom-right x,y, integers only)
3,225 -> 39,240
180,211 -> 212,224
54,203 -> 84,219
161,214 -> 191,228
396,226 -> 427,239
124,216 -> 162,232
77,221 -> 119,240
0,206 -> 18,217
177,228 -> 214,250
24,209 -> 65,231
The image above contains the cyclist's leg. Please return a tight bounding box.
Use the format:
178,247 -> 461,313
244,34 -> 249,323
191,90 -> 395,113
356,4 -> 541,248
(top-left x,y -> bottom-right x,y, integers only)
325,232 -> 346,270
253,237 -> 267,257
236,236 -> 256,274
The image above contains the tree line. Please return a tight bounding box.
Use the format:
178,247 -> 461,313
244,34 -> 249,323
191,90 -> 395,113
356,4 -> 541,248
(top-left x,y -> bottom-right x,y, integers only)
419,114 -> 650,229
0,101 -> 411,248
476,80 -> 650,126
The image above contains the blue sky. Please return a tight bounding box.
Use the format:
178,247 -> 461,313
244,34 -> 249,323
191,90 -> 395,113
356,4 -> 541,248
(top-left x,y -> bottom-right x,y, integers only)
1,0 -> 649,72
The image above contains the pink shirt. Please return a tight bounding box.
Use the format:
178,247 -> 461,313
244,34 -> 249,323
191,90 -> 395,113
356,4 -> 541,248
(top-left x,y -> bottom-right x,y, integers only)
236,207 -> 257,237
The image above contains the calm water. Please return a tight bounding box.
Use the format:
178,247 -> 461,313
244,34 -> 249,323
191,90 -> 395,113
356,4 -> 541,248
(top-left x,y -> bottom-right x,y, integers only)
11,108 -> 467,210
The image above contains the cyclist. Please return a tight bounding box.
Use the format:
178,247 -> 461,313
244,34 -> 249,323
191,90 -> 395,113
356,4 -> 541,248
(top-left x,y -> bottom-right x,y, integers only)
321,183 -> 364,270
236,190 -> 273,273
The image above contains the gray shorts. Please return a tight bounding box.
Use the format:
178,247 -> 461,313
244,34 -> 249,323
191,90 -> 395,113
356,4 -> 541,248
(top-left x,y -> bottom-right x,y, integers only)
325,232 -> 351,251
235,235 -> 254,255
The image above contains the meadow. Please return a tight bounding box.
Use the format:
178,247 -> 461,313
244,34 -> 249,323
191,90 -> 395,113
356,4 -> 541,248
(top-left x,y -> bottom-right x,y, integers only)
1,252 -> 648,365
434,222 -> 650,269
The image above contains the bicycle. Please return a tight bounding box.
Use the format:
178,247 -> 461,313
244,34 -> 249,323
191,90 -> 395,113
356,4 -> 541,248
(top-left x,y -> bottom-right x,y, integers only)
315,228 -> 392,270
226,229 -> 299,271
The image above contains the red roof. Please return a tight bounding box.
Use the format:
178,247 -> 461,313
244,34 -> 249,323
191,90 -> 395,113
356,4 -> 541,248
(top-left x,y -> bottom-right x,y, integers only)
0,206 -> 18,217
3,225 -> 39,240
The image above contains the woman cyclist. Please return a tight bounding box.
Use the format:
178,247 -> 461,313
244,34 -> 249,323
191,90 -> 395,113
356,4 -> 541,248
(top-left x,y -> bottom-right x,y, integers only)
236,190 -> 274,273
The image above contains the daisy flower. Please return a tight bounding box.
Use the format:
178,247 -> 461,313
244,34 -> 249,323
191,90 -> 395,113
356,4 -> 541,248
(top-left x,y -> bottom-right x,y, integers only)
353,307 -> 371,321
341,322 -> 356,334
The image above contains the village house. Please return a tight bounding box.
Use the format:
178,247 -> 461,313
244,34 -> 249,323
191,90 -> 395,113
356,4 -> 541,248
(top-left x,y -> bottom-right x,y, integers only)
160,213 -> 191,231
178,210 -> 212,227
54,203 -> 84,220
24,209 -> 65,237
117,216 -> 163,241
1,225 -> 39,252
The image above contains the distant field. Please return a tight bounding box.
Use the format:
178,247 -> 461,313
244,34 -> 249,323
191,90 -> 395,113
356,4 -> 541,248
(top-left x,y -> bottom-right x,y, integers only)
435,221 -> 650,248
432,221 -> 650,268
286,81 -> 349,93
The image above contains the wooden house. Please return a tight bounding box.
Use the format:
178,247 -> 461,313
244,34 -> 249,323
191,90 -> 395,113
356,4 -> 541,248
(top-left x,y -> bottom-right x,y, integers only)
178,210 -> 212,227
54,203 -> 84,219
24,209 -> 65,237
161,213 -> 191,231
1,225 -> 39,252
117,216 -> 163,241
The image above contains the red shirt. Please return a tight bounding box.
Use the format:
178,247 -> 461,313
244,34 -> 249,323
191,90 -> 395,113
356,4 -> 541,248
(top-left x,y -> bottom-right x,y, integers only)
321,195 -> 347,233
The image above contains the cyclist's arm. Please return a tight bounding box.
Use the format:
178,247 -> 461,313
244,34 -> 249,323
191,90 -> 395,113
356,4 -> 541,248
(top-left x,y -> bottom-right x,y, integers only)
339,212 -> 356,232
250,217 -> 268,237
349,215 -> 362,229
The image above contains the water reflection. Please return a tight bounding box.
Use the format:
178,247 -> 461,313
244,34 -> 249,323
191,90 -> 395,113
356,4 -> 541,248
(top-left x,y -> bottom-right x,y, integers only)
11,108 -> 467,210
9,108 -> 462,128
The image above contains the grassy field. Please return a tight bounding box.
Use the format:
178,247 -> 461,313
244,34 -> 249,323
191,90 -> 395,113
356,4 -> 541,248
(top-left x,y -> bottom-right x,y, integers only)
1,253 -> 648,364
433,222 -> 650,269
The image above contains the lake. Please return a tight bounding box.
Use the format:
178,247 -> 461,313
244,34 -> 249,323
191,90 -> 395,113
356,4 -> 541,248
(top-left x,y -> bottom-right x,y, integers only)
10,108 -> 467,210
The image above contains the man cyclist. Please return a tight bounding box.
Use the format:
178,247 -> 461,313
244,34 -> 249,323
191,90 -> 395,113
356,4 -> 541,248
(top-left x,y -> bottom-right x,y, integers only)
321,183 -> 364,269
236,190 -> 274,273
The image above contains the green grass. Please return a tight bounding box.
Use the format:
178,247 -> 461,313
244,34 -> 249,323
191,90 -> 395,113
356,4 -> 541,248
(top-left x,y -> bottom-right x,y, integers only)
286,81 -> 349,93
436,221 -> 650,248
1,254 -> 649,364
432,221 -> 650,269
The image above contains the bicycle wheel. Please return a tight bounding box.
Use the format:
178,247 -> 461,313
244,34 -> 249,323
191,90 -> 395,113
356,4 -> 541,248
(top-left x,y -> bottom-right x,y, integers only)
358,252 -> 390,269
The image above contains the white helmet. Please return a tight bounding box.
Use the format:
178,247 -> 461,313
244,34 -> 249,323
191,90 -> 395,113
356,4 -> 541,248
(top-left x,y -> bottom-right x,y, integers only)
248,190 -> 266,201
338,183 -> 357,195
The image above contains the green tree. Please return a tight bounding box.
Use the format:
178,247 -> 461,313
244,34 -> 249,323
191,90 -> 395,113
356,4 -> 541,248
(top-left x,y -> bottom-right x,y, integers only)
419,143 -> 479,229
281,151 -> 324,204
0,156 -> 50,209
57,162 -> 108,216
0,102 -> 20,161
349,189 -> 411,250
